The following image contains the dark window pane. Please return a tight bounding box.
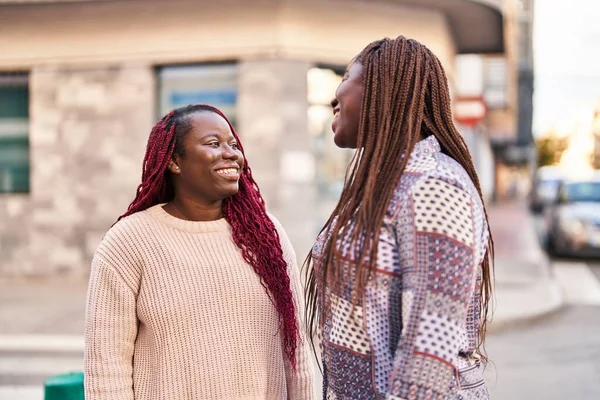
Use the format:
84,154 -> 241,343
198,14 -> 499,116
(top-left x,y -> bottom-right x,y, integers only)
0,76 -> 29,194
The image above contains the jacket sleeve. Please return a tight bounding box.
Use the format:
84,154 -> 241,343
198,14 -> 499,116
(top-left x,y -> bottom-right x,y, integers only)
84,235 -> 140,400
386,177 -> 478,399
269,214 -> 316,400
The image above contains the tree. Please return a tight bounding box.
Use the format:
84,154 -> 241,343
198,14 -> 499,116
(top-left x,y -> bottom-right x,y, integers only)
535,134 -> 569,167
593,133 -> 600,169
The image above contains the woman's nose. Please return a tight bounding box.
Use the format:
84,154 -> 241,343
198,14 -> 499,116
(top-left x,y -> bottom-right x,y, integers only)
222,144 -> 239,160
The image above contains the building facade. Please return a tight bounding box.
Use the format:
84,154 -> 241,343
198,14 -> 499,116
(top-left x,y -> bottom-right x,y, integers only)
593,109 -> 600,169
0,0 -> 503,276
489,0 -> 535,199
456,0 -> 537,201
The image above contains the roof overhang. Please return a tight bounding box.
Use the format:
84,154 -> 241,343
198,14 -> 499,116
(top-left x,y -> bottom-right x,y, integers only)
1,0 -> 505,55
386,0 -> 505,54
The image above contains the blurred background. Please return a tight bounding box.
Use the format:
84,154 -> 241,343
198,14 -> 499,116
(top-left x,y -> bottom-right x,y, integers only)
0,0 -> 599,399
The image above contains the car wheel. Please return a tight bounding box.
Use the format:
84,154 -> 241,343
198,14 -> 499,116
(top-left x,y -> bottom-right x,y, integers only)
547,231 -> 559,257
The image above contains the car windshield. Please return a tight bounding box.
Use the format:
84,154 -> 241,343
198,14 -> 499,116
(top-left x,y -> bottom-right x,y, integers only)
538,179 -> 561,192
563,181 -> 600,203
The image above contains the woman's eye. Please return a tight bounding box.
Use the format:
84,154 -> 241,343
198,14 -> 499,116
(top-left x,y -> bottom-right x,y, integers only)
207,142 -> 219,147
231,143 -> 239,150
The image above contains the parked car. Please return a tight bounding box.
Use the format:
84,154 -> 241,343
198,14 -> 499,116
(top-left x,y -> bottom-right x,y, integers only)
546,174 -> 600,257
529,166 -> 564,213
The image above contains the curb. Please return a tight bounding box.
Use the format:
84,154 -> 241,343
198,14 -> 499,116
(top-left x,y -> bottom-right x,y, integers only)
487,278 -> 565,334
0,335 -> 84,352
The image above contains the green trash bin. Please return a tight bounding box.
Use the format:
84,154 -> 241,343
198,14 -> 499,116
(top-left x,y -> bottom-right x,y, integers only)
44,371 -> 84,400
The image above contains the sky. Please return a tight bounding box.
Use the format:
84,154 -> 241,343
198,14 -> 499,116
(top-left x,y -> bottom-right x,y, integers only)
533,0 -> 600,135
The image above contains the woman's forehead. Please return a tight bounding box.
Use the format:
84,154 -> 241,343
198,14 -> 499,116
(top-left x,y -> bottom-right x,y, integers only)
345,61 -> 364,78
187,112 -> 233,138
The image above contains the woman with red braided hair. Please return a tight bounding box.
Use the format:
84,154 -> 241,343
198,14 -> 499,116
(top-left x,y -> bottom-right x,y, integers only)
305,37 -> 494,399
84,104 -> 314,399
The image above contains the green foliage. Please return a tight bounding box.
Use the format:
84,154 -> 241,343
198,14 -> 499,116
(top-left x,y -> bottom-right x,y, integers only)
593,134 -> 600,169
535,135 -> 569,167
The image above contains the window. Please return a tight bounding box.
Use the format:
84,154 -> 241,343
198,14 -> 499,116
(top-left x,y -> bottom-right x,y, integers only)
0,73 -> 29,193
157,63 -> 238,126
563,181 -> 600,203
483,57 -> 508,109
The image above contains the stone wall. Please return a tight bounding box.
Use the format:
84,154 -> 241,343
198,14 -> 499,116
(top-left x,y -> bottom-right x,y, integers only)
0,64 -> 154,276
237,59 -> 318,258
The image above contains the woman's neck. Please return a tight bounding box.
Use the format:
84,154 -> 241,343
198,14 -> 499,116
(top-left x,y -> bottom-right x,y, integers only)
164,197 -> 223,221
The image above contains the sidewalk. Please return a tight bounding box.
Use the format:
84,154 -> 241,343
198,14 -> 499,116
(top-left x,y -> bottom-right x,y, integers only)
0,277 -> 87,400
0,277 -> 87,337
487,200 -> 565,332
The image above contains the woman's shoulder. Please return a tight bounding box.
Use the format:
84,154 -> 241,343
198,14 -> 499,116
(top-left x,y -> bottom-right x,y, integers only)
266,212 -> 282,228
265,212 -> 297,260
433,153 -> 476,189
387,153 -> 481,224
402,152 -> 478,200
90,210 -> 156,290
266,212 -> 291,240
105,209 -> 155,240
94,208 -> 157,260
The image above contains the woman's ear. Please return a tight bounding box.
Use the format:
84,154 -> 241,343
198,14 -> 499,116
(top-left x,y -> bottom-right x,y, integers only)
168,157 -> 181,175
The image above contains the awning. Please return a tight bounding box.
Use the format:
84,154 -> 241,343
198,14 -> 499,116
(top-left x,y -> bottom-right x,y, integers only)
386,0 -> 504,54
1,0 -> 505,55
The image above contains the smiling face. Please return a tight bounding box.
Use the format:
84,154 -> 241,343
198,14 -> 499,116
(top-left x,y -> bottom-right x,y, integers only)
331,61 -> 365,149
168,110 -> 245,206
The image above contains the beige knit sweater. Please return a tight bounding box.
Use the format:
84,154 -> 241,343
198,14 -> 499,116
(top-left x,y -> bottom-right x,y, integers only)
84,204 -> 315,400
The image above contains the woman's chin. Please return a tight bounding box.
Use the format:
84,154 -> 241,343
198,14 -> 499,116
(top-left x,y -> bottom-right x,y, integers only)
333,132 -> 357,149
333,131 -> 347,148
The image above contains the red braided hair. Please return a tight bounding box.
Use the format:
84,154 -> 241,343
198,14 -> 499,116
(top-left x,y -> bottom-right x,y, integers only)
117,104 -> 299,368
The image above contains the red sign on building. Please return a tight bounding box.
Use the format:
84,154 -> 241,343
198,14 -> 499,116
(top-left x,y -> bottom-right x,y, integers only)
454,96 -> 487,127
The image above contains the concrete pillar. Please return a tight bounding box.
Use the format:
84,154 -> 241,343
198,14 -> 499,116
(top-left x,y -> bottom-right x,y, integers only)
15,63 -> 154,276
237,58 -> 317,261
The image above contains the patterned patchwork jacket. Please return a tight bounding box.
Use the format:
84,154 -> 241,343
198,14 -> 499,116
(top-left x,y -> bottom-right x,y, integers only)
313,136 -> 490,400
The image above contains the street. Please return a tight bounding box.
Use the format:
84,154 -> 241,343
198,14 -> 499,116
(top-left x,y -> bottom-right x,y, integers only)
485,215 -> 600,399
486,261 -> 600,399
